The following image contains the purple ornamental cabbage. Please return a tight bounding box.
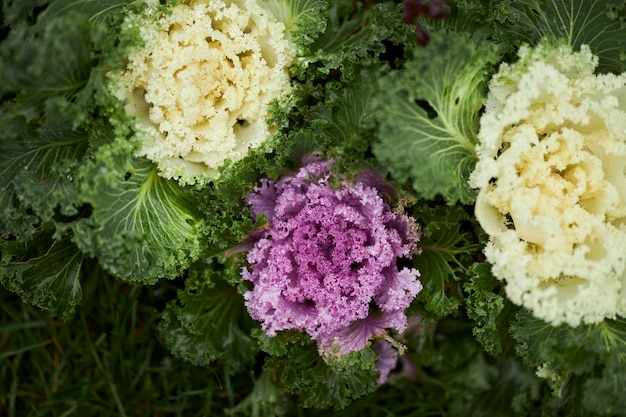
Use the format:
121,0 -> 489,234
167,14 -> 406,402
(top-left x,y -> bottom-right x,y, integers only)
242,157 -> 422,357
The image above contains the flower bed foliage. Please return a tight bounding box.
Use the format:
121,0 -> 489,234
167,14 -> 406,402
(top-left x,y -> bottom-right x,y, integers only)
3,0 -> 626,415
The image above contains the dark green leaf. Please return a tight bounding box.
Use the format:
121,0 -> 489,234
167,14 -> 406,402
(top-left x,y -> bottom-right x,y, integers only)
0,115 -> 88,240
226,371 -> 291,417
296,0 -> 410,77
421,0 -> 495,42
491,0 -> 626,73
0,235 -> 83,320
512,310 -> 598,376
411,203 -> 482,320
0,12 -> 95,121
300,350 -> 379,410
271,346 -> 380,410
43,0 -> 132,23
583,354 -> 626,416
464,262 -> 517,356
311,63 -> 383,159
157,266 -> 258,371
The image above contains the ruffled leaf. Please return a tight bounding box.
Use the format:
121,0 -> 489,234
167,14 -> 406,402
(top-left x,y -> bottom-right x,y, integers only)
72,139 -> 205,284
411,203 -> 481,320
293,1 -> 412,77
0,114 -> 88,240
266,342 -> 380,410
0,8 -> 97,240
491,0 -> 626,73
157,265 -> 258,371
0,233 -> 83,320
298,349 -> 379,409
373,31 -> 499,204
464,262 -> 516,357
311,63 -> 383,159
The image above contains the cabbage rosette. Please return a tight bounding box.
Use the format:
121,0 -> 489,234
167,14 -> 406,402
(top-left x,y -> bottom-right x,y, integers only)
242,157 -> 422,357
470,42 -> 626,326
110,0 -> 294,185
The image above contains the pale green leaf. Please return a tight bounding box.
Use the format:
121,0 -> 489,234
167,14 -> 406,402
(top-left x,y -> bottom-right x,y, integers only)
72,139 -> 205,284
373,31 -> 500,204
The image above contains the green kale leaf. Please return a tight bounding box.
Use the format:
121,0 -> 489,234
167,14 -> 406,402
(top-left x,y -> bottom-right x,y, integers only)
254,325 -> 379,410
294,0 -> 413,78
72,139 -> 206,284
310,63 -> 383,167
491,0 -> 626,73
0,232 -> 84,320
157,263 -> 258,371
373,31 -> 499,204
410,202 -> 482,321
266,343 -> 380,410
0,112 -> 88,240
509,312 -> 626,415
464,262 -> 517,357
226,370 -> 291,417
0,7 -> 97,240
583,349 -> 626,415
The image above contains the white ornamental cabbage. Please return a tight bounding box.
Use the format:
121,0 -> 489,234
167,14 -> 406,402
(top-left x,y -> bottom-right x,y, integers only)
470,41 -> 626,326
110,0 -> 295,185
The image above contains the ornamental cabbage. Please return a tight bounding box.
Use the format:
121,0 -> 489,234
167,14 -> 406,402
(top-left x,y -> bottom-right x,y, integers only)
242,157 -> 422,356
110,0 -> 295,185
470,41 -> 626,326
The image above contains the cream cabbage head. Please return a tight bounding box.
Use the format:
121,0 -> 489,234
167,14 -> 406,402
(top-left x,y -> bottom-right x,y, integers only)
470,42 -> 626,326
111,0 -> 295,185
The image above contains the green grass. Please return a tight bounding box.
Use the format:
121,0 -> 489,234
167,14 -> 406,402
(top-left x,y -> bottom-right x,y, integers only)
0,264 -> 242,417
